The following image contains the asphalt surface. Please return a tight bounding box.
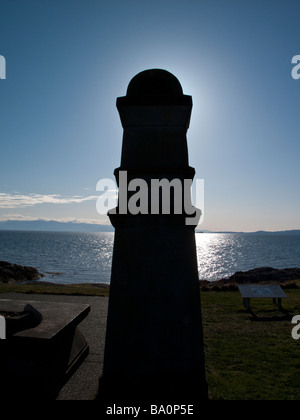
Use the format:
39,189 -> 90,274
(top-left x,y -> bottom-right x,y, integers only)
1,292 -> 109,400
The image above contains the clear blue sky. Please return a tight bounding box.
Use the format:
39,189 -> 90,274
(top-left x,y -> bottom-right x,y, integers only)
0,0 -> 299,232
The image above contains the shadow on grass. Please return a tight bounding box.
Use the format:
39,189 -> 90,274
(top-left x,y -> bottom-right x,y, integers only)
247,307 -> 294,322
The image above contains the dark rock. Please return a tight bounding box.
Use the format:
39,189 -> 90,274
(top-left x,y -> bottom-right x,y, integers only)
0,261 -> 45,283
200,267 -> 300,290
228,267 -> 300,284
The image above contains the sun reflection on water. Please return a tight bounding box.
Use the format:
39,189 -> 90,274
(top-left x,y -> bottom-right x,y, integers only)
196,233 -> 238,281
196,232 -> 300,281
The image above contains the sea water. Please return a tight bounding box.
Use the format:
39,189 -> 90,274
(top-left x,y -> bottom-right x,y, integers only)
0,230 -> 300,284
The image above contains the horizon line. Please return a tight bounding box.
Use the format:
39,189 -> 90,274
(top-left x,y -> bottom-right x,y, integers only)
0,219 -> 299,234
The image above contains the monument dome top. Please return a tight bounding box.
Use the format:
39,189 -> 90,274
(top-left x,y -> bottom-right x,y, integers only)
126,69 -> 183,97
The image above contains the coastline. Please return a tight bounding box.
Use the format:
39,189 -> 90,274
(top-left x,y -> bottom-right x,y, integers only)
1,276 -> 299,297
1,261 -> 300,295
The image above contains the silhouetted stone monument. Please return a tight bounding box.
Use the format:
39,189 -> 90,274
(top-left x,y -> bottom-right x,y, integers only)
99,69 -> 208,406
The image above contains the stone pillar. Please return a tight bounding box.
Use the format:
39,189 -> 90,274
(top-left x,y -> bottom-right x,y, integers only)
99,69 -> 208,405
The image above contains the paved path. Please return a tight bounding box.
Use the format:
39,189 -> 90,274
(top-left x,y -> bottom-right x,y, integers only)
1,292 -> 109,400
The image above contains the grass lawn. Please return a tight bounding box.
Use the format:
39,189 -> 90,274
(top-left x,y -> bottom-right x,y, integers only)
0,282 -> 110,297
202,288 -> 300,400
0,282 -> 299,400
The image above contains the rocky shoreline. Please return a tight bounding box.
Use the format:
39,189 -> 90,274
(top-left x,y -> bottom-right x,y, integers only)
0,261 -> 45,283
200,266 -> 300,290
1,261 -> 300,290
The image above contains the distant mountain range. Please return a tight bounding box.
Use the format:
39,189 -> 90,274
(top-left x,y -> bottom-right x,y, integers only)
248,230 -> 300,235
196,229 -> 300,235
0,220 -> 299,234
0,220 -> 114,232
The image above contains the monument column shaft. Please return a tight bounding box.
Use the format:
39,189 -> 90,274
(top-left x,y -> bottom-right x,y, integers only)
104,225 -> 205,372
